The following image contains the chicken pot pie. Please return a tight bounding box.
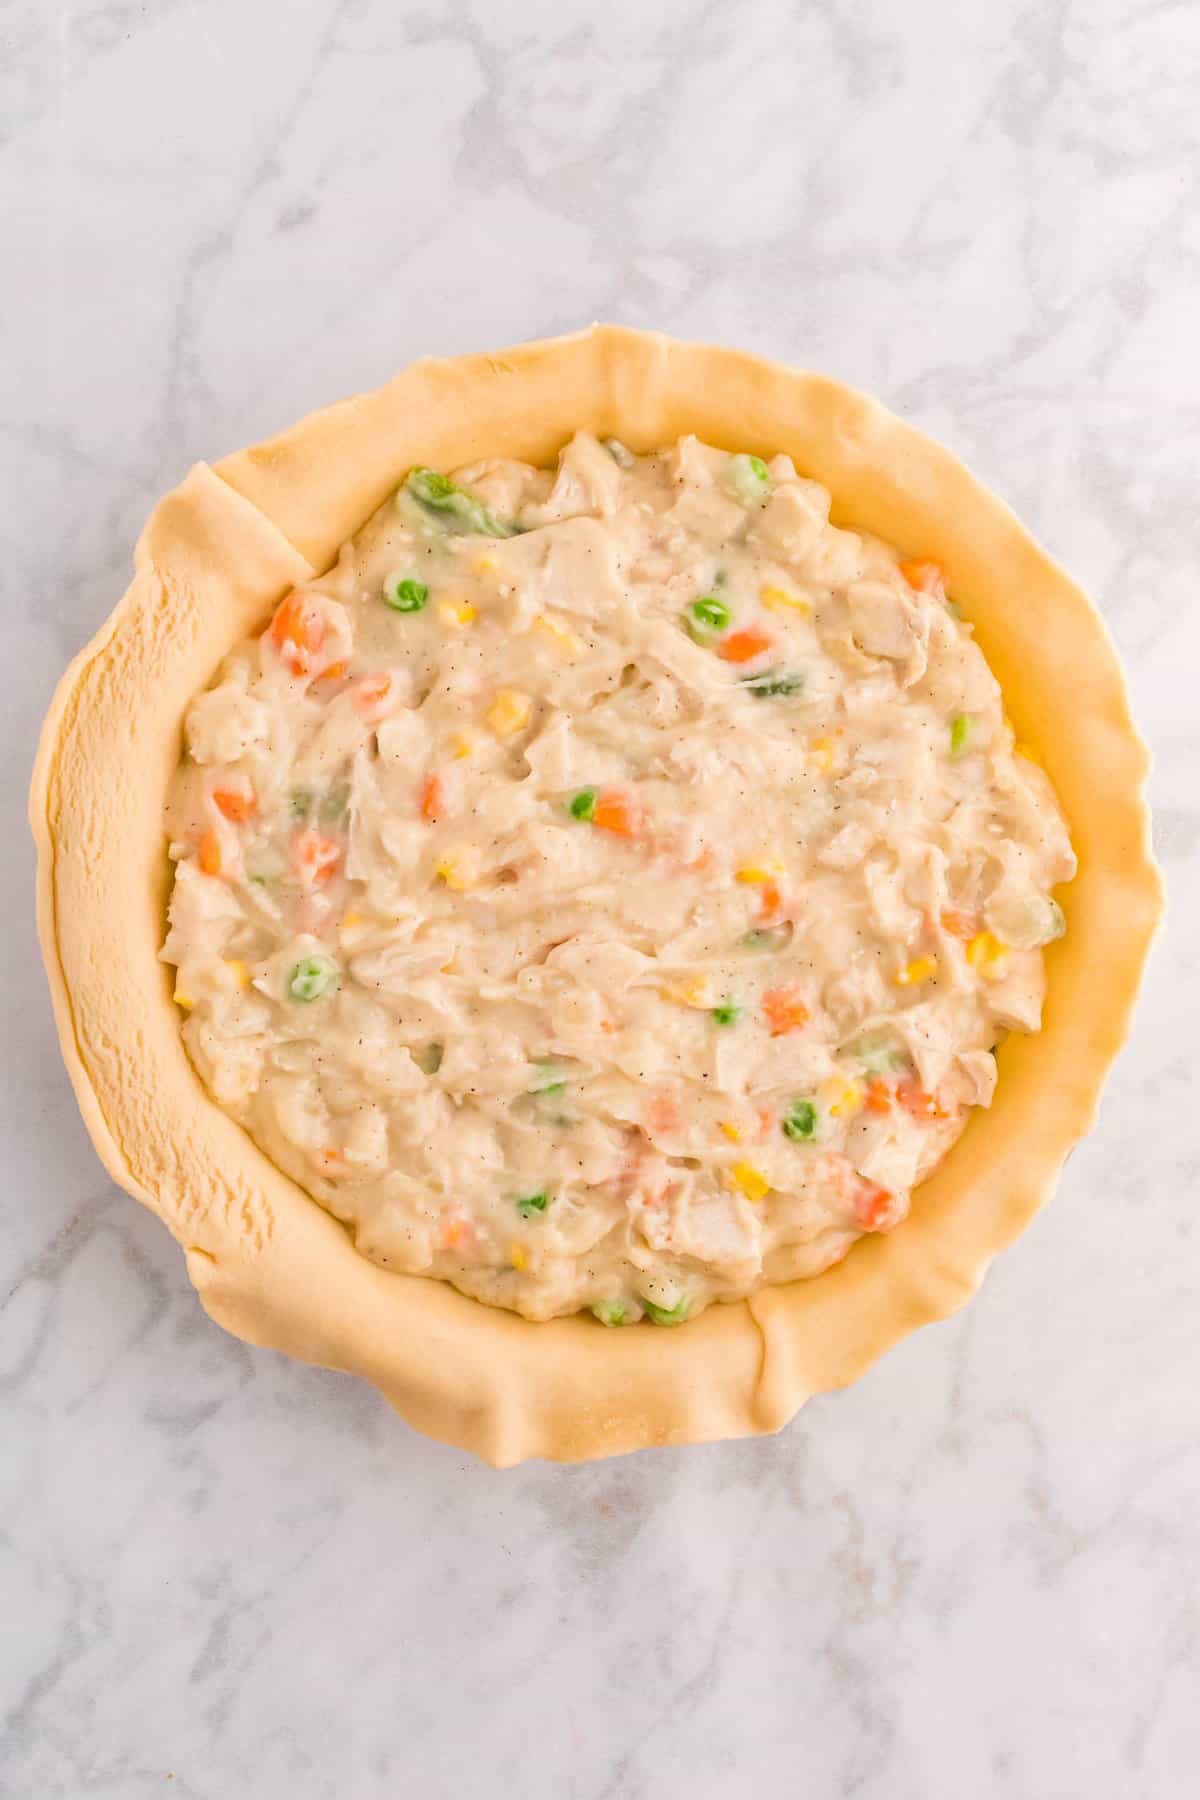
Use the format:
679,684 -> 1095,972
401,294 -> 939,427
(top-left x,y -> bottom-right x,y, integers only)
32,328 -> 1160,1462
161,433 -> 1074,1329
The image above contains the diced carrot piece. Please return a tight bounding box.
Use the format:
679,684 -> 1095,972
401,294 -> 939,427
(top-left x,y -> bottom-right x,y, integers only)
440,1215 -> 474,1251
592,788 -> 644,838
352,672 -> 393,719
319,660 -> 349,683
613,1142 -> 643,1195
756,1105 -> 774,1140
762,986 -> 809,1036
645,1092 -> 681,1136
896,1078 -> 949,1121
267,592 -> 326,675
718,627 -> 774,664
865,1077 -> 893,1114
420,772 -> 444,822
198,828 -> 223,878
758,881 -> 783,921
853,1180 -> 905,1233
213,786 -> 255,824
291,828 -> 341,885
898,559 -> 945,600
940,909 -> 977,940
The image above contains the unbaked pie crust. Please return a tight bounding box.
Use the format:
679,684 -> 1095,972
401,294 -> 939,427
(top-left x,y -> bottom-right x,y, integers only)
30,327 -> 1162,1464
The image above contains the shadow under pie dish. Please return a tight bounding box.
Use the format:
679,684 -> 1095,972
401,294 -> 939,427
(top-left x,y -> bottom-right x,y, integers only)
31,326 -> 1161,1465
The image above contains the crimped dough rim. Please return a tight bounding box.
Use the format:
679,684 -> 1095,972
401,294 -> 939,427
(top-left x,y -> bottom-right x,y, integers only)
30,326 -> 1162,1466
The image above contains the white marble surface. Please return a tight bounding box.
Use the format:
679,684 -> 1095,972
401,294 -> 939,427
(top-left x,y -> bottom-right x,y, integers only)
4,1 -> 1198,1794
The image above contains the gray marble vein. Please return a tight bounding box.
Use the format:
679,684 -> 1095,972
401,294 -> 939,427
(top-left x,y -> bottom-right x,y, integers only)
2,0 -> 1198,1794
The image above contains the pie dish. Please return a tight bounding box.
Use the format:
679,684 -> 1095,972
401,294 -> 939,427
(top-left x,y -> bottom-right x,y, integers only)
31,326 -> 1161,1464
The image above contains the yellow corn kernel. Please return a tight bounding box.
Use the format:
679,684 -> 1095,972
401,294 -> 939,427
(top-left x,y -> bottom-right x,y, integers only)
661,974 -> 713,1009
436,598 -> 477,628
340,909 -> 374,951
534,612 -> 582,657
810,736 -> 835,773
173,985 -> 194,1011
760,583 -> 812,616
474,554 -> 498,576
894,956 -> 938,987
435,851 -> 478,893
967,931 -> 1009,978
223,958 -> 250,989
509,1242 -> 528,1271
822,1077 -> 864,1119
730,1162 -> 770,1204
719,1120 -> 742,1142
452,733 -> 475,760
1015,741 -> 1042,766
735,859 -> 783,885
485,687 -> 532,738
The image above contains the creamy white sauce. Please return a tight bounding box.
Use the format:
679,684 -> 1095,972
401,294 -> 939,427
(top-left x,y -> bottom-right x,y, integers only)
162,434 -> 1074,1325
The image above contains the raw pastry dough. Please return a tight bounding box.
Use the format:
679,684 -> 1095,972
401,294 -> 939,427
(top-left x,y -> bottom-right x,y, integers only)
30,328 -> 1161,1464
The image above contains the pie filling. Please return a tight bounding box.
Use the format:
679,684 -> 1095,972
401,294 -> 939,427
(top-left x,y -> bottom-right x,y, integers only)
162,433 -> 1074,1325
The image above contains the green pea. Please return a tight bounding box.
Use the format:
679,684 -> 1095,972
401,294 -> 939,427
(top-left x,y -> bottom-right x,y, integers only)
406,467 -> 455,505
782,1099 -> 818,1142
949,713 -> 975,757
741,668 -> 804,698
849,1032 -> 906,1074
711,1001 -> 742,1026
288,955 -> 338,1002
569,788 -> 597,821
742,926 -> 792,952
641,1293 -> 691,1326
245,847 -> 284,885
727,452 -> 772,504
383,572 -> 429,613
531,1062 -> 566,1096
403,467 -> 521,538
515,1190 -> 551,1219
319,783 -> 350,823
591,1299 -> 629,1327
686,595 -> 732,640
